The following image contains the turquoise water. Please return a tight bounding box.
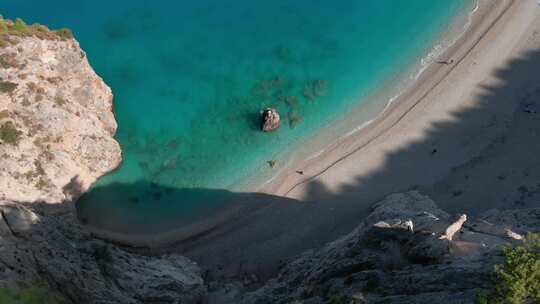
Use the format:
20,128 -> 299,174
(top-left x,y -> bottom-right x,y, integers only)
3,1 -> 470,233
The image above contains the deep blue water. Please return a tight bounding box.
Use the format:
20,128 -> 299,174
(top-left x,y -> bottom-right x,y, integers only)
3,1 -> 471,233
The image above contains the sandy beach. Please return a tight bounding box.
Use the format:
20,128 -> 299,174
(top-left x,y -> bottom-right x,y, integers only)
171,0 -> 540,279
81,0 -> 540,283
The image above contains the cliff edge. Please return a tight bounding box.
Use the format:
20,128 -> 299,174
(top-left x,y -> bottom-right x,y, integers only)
0,18 -> 207,304
0,17 -> 121,203
237,192 -> 539,304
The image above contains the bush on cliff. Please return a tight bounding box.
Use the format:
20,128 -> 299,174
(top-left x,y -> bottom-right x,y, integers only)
0,121 -> 21,145
0,287 -> 63,304
480,233 -> 540,304
0,15 -> 73,46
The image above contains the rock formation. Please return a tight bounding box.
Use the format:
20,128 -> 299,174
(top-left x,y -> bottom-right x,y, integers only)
0,20 -> 206,304
0,201 -> 207,304
238,192 -> 539,304
0,21 -> 121,204
261,108 -> 280,132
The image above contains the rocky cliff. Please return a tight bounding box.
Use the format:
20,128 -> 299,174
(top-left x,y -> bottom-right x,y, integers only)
0,18 -> 121,203
0,19 -> 207,304
237,192 -> 539,304
0,201 -> 206,303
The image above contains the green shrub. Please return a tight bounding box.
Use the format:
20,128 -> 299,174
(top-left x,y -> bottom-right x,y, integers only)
55,28 -> 73,40
0,80 -> 17,93
0,121 -> 21,145
11,18 -> 30,35
485,233 -> 540,304
0,287 -> 62,304
0,20 -> 7,33
0,16 -> 73,45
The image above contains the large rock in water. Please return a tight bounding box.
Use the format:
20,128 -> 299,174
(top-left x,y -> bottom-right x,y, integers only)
0,31 -> 121,203
261,108 -> 280,132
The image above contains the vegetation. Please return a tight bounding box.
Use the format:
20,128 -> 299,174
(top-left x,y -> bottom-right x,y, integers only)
11,18 -> 31,35
0,287 -> 63,304
0,80 -> 17,93
54,95 -> 67,107
0,53 -> 20,69
54,28 -> 73,40
0,121 -> 22,145
0,15 -> 73,47
479,233 -> 540,304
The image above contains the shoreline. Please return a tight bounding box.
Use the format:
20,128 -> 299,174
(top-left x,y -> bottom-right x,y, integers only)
236,0 -> 478,192
261,0 -> 511,197
176,0 -> 540,280
85,0 -> 528,248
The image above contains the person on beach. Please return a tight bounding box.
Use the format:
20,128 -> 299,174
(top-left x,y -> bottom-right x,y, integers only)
437,59 -> 454,65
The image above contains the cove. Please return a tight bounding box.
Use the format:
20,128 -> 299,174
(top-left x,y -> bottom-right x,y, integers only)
3,0 -> 471,234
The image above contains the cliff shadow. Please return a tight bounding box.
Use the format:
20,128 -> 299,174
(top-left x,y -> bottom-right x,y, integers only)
20,47 -> 539,282
75,181 -> 303,241
175,47 -> 540,279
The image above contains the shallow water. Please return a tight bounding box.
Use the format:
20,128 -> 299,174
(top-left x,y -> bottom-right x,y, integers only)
4,0 -> 470,232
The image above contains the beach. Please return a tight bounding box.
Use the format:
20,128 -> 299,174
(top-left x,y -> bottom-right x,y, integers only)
3,1 -> 540,302
176,0 -> 540,279
40,0 -> 540,282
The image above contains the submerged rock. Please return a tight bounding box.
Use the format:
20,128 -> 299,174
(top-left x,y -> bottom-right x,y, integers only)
261,108 -> 280,132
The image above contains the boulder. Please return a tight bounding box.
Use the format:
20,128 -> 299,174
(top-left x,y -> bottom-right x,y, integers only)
240,191 -> 540,304
261,108 -> 280,132
0,201 -> 207,304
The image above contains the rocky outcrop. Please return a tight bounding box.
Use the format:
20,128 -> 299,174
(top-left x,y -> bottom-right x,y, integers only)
0,30 -> 121,204
0,201 -> 207,304
239,191 -> 540,304
0,22 -> 206,304
261,108 -> 280,132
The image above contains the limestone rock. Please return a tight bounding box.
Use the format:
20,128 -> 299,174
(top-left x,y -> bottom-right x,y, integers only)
239,191 -> 540,304
0,35 -> 121,204
0,30 -> 205,304
441,214 -> 467,241
0,201 -> 207,304
261,108 -> 280,132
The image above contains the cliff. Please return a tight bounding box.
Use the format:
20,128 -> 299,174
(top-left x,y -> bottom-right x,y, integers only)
238,192 -> 539,304
0,17 -> 121,203
0,19 -> 207,303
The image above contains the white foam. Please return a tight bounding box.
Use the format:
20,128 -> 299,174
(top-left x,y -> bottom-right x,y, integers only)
254,1 -> 481,190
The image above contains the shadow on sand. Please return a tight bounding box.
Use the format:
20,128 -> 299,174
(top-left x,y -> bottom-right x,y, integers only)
48,47 -> 540,279
161,48 -> 540,279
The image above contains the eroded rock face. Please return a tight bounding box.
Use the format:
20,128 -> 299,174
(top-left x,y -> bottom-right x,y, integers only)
0,32 -> 206,304
261,108 -> 280,132
0,201 -> 207,304
0,35 -> 121,204
239,191 -> 540,304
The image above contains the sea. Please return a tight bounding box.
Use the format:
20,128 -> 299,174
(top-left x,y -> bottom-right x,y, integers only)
3,0 -> 474,234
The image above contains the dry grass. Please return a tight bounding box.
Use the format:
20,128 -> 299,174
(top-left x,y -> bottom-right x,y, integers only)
0,15 -> 73,48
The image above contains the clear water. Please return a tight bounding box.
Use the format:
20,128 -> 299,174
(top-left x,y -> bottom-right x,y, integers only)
3,0 -> 470,233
